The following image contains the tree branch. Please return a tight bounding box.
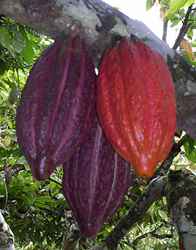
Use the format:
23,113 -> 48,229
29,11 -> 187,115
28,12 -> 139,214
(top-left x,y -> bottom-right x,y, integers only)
62,211 -> 80,250
1,0 -> 196,141
90,177 -> 167,250
0,0 -> 174,65
0,211 -> 14,250
166,170 -> 196,249
162,19 -> 168,42
173,4 -> 194,49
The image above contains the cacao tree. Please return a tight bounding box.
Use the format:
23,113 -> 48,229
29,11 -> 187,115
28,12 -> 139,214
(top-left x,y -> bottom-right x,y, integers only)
1,0 -> 196,249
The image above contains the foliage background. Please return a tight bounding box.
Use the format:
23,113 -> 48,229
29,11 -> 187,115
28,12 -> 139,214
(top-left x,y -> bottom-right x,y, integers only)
1,0 -> 196,249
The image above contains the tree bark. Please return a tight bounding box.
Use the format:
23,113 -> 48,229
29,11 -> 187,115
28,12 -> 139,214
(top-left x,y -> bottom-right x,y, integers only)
62,211 -> 80,250
0,211 -> 14,250
0,0 -> 174,64
1,0 -> 196,140
166,170 -> 196,250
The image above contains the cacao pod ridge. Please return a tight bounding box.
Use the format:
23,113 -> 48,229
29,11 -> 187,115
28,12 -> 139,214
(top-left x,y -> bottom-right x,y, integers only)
97,36 -> 176,178
62,114 -> 130,238
16,35 -> 96,180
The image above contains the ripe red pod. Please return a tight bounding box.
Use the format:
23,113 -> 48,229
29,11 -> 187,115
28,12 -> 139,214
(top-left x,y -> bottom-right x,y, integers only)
62,114 -> 130,238
16,34 -> 96,180
179,237 -> 185,250
97,36 -> 176,178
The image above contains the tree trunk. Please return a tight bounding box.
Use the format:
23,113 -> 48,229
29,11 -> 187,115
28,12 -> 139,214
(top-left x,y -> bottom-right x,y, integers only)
0,0 -> 196,140
166,170 -> 196,250
0,211 -> 14,250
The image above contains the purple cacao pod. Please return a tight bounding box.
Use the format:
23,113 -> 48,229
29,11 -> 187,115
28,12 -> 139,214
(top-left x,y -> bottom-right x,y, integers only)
62,114 -> 130,238
16,34 -> 96,180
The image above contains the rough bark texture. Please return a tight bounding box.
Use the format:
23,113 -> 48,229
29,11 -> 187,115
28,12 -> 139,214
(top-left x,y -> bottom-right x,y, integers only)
62,211 -> 80,250
0,0 -> 174,64
166,170 -> 196,250
1,0 -> 196,140
0,211 -> 14,250
168,53 -> 196,143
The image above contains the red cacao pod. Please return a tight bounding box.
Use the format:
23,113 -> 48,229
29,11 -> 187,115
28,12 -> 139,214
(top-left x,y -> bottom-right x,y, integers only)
97,36 -> 176,178
16,35 -> 96,180
62,114 -> 130,238
179,237 -> 185,250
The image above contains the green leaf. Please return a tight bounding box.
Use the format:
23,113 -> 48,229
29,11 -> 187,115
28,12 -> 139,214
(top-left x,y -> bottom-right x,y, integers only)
0,82 -> 9,95
22,38 -> 35,64
170,16 -> 182,27
19,26 -> 35,64
18,155 -> 27,164
0,60 -> 7,79
7,120 -> 13,129
164,0 -> 195,20
34,201 -> 51,210
14,220 -> 29,233
12,31 -> 25,53
146,0 -> 155,11
12,148 -> 23,157
7,134 -> 17,142
186,0 -> 196,6
2,79 -> 15,89
26,27 -> 43,38
0,26 -> 11,49
35,196 -> 54,203
162,196 -> 167,206
28,231 -> 35,244
158,210 -> 168,221
183,136 -> 196,163
187,27 -> 194,40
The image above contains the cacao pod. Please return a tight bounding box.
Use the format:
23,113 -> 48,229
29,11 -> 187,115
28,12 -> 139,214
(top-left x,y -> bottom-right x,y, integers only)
16,34 -> 96,180
9,86 -> 19,105
62,114 -> 130,238
97,36 -> 176,178
179,237 -> 185,250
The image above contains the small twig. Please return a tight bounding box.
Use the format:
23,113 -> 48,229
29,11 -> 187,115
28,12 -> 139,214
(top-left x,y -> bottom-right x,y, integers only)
0,172 -> 8,210
15,60 -> 20,87
173,4 -> 194,49
4,62 -> 33,69
162,19 -> 168,42
132,223 -> 164,245
48,177 -> 62,186
131,222 -> 174,247
39,206 -> 62,216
